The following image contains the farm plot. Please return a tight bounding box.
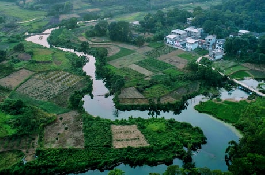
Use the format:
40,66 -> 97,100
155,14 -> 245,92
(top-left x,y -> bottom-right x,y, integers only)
119,87 -> 145,99
111,125 -> 149,148
91,44 -> 120,57
0,135 -> 38,161
0,69 -> 34,90
157,50 -> 188,69
16,71 -> 83,101
135,58 -> 174,73
108,53 -> 147,68
44,111 -> 84,148
128,64 -> 153,77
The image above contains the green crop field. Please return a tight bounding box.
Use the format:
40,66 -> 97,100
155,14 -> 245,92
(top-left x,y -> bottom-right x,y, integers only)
107,47 -> 135,61
0,2 -> 46,21
136,58 -> 174,73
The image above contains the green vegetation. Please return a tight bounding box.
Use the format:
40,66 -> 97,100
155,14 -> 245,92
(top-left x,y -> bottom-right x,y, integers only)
178,53 -> 198,61
0,1 -> 46,21
5,114 -> 205,174
195,100 -> 248,123
107,47 -> 135,61
9,92 -> 69,114
136,58 -> 173,73
106,65 -> 145,87
148,42 -> 165,49
0,112 -> 17,137
0,99 -> 55,136
248,70 -> 265,79
0,151 -> 24,171
230,71 -> 252,79
195,98 -> 265,174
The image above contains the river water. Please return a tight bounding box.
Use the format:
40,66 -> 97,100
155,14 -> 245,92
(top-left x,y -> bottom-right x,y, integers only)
26,28 -> 249,174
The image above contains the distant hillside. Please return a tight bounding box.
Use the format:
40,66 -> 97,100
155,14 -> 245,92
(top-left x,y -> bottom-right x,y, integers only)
192,0 -> 265,37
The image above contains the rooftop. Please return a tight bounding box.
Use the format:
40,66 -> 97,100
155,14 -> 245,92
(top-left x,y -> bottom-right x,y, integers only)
171,29 -> 187,35
186,38 -> 198,44
166,35 -> 178,39
205,35 -> 216,40
239,30 -> 250,34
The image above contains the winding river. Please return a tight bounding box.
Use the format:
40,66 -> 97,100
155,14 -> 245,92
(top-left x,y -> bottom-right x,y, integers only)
26,28 -> 249,174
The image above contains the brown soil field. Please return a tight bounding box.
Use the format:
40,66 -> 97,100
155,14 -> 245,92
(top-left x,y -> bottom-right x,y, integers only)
157,50 -> 188,69
136,46 -> 153,54
50,79 -> 86,107
0,135 -> 38,161
85,8 -> 101,12
119,87 -> 145,99
242,63 -> 265,72
111,125 -> 149,148
59,14 -> 80,21
16,71 -> 83,101
128,64 -> 153,77
0,69 -> 34,90
17,53 -> 32,61
43,111 -> 84,148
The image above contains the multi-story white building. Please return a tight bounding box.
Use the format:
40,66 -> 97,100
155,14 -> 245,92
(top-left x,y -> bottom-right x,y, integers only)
186,38 -> 198,51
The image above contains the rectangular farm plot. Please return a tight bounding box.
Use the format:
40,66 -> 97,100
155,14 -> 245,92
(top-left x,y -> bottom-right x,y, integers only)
0,69 -> 34,90
111,125 -> 149,148
16,71 -> 83,101
108,53 -> 146,68
43,111 -> 84,148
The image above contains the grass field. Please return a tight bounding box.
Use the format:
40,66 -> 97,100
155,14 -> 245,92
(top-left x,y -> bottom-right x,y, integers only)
32,49 -> 53,61
108,53 -> 146,68
107,47 -> 135,61
177,52 -> 198,61
113,12 -> 146,22
0,1 -> 46,21
224,65 -> 249,75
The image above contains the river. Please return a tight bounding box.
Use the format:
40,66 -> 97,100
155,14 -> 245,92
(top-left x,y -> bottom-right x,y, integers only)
26,28 -> 249,174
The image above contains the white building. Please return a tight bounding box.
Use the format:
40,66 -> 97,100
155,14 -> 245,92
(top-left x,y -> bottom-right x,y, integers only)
185,26 -> 203,39
171,29 -> 187,39
210,49 -> 224,60
205,35 -> 216,50
238,30 -> 250,36
186,38 -> 198,51
215,39 -> 225,51
166,35 -> 178,45
187,17 -> 194,25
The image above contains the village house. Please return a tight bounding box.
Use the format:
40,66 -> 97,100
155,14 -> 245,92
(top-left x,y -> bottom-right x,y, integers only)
186,38 -> 198,51
171,29 -> 187,39
209,49 -> 224,60
198,39 -> 207,49
187,17 -> 194,25
215,39 -> 225,51
166,35 -> 178,45
184,26 -> 203,39
205,35 -> 216,50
